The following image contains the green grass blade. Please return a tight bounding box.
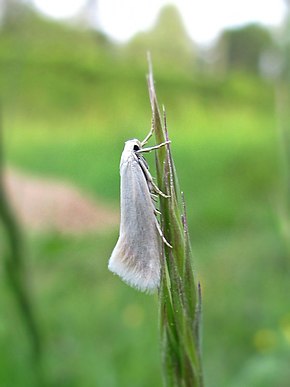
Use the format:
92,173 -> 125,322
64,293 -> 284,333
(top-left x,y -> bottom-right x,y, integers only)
147,61 -> 204,386
0,113 -> 46,386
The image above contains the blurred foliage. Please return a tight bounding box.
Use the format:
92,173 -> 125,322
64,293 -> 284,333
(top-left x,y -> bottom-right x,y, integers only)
0,1 -> 289,387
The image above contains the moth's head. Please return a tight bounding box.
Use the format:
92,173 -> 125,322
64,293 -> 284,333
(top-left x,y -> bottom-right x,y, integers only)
121,139 -> 142,165
124,139 -> 142,153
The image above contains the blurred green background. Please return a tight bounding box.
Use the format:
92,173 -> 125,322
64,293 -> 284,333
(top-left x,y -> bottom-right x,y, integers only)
0,1 -> 290,386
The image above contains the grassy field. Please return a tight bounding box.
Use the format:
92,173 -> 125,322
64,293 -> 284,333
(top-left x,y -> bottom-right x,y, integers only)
1,13 -> 290,387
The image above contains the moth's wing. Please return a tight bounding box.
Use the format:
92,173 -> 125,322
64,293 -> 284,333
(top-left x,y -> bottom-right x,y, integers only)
108,159 -> 161,292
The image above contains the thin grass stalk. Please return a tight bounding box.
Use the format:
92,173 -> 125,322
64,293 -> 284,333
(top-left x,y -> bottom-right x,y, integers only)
0,112 -> 45,386
274,4 -> 290,263
147,59 -> 204,386
275,82 -> 290,260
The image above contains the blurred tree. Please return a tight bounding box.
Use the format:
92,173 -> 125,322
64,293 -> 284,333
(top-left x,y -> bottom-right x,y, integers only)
215,23 -> 276,75
123,5 -> 196,74
0,0 -> 33,28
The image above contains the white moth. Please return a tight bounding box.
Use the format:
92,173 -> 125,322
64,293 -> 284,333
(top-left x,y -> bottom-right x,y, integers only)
108,127 -> 171,293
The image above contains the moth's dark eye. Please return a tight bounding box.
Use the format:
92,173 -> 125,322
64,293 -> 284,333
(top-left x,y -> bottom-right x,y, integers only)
133,145 -> 140,151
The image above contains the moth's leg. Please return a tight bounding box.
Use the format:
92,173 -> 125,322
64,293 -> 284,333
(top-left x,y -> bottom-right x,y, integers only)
154,208 -> 161,215
140,155 -> 149,170
151,180 -> 170,198
154,217 -> 172,248
137,140 -> 171,154
138,158 -> 170,198
151,193 -> 158,203
141,119 -> 154,146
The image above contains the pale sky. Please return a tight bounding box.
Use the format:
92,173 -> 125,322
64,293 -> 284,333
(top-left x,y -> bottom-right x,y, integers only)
31,0 -> 287,46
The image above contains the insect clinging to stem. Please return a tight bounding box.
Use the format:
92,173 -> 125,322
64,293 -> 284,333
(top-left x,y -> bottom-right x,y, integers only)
108,123 -> 172,293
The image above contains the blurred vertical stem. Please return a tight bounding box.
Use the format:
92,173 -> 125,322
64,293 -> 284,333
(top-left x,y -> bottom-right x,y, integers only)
0,113 -> 45,385
147,60 -> 204,386
275,2 -> 290,260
